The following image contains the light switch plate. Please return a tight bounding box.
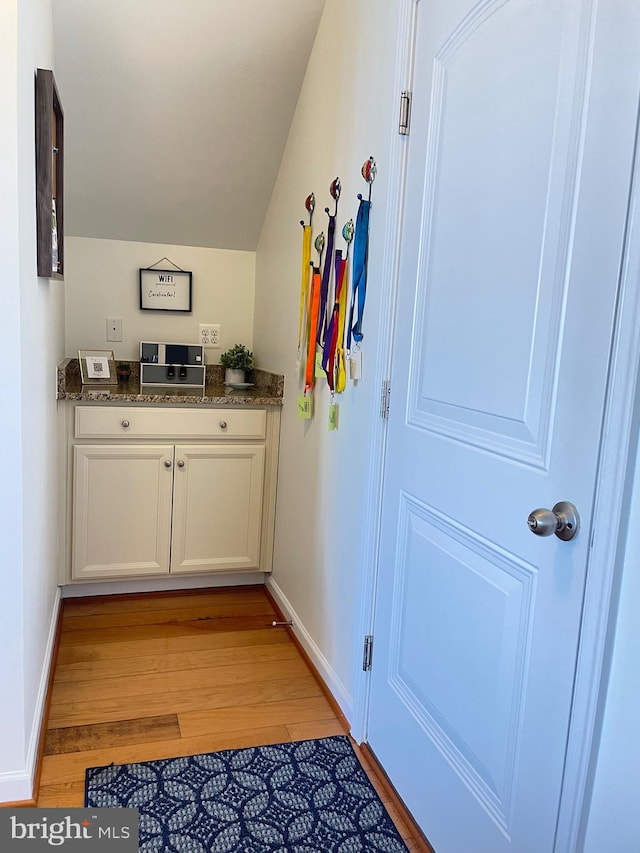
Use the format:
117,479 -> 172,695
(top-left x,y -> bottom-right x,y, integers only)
106,317 -> 123,342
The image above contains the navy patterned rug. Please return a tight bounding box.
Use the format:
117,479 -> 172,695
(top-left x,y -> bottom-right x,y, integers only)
85,735 -> 409,852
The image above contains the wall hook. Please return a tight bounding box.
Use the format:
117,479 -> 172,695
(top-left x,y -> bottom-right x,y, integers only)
305,192 -> 316,227
342,218 -> 354,259
361,156 -> 377,203
314,231 -> 325,267
330,177 -> 341,217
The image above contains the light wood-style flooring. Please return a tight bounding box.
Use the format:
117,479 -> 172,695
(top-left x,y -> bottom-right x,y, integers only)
36,585 -> 431,851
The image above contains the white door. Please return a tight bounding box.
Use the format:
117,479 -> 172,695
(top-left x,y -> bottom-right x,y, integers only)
171,444 -> 265,573
368,2 -> 639,852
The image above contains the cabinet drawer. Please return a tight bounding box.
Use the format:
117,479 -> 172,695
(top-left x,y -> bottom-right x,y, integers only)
75,406 -> 266,440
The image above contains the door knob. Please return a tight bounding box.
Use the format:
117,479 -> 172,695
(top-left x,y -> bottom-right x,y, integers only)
177,460 -> 185,468
164,460 -> 172,469
527,501 -> 579,541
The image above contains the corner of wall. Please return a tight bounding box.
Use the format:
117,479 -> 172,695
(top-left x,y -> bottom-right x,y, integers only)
253,0 -> 403,715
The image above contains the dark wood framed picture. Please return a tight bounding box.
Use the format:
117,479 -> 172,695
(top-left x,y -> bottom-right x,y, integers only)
35,68 -> 64,279
139,268 -> 193,312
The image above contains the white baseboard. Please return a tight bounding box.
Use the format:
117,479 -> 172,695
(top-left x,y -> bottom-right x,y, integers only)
0,588 -> 61,804
62,572 -> 264,598
0,770 -> 32,804
266,577 -> 353,726
26,588 -> 62,780
61,573 -> 265,598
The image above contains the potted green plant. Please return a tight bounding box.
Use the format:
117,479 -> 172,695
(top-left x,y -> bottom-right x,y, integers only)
220,343 -> 254,385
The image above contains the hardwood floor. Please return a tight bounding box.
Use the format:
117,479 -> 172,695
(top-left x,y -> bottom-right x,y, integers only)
37,585 -> 431,851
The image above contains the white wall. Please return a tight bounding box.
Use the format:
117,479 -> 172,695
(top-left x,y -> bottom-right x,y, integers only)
254,0 -> 402,721
65,237 -> 256,361
53,0 -> 325,252
0,0 -> 27,789
0,0 -> 63,803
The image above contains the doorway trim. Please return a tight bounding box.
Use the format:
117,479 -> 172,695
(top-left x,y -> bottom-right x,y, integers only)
350,0 -> 419,744
554,105 -> 640,849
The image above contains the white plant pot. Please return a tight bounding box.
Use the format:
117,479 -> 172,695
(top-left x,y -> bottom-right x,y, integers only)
225,368 -> 246,385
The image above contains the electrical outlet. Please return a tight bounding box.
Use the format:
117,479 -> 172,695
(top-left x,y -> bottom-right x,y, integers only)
199,324 -> 221,348
106,317 -> 123,342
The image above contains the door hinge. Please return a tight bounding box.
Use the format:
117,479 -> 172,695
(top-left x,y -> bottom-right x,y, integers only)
380,380 -> 391,419
362,635 -> 374,671
399,91 -> 412,135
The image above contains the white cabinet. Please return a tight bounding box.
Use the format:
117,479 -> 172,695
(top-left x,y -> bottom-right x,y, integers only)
73,444 -> 174,579
62,405 -> 280,583
170,444 -> 265,575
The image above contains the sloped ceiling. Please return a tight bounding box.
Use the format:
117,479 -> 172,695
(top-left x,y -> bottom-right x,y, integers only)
53,0 -> 326,250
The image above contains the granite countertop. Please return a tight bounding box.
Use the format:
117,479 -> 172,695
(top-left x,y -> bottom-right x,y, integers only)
57,359 -> 284,407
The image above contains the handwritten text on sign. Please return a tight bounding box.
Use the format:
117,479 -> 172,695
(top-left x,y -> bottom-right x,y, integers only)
140,269 -> 192,312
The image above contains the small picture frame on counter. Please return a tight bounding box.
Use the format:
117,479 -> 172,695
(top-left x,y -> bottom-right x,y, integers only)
78,349 -> 118,385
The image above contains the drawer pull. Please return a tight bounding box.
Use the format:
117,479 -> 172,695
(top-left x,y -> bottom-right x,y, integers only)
219,421 -> 228,430
164,460 -> 172,468
121,419 -> 130,428
177,460 -> 185,468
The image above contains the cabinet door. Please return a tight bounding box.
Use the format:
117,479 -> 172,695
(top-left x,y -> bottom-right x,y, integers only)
171,444 -> 265,574
73,445 -> 174,580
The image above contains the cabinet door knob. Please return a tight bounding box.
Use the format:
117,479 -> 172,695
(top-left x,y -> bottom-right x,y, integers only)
177,460 -> 185,468
164,460 -> 172,468
121,419 -> 130,428
219,421 -> 228,430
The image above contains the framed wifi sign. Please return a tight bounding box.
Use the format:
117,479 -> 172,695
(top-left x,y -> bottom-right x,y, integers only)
139,267 -> 192,312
